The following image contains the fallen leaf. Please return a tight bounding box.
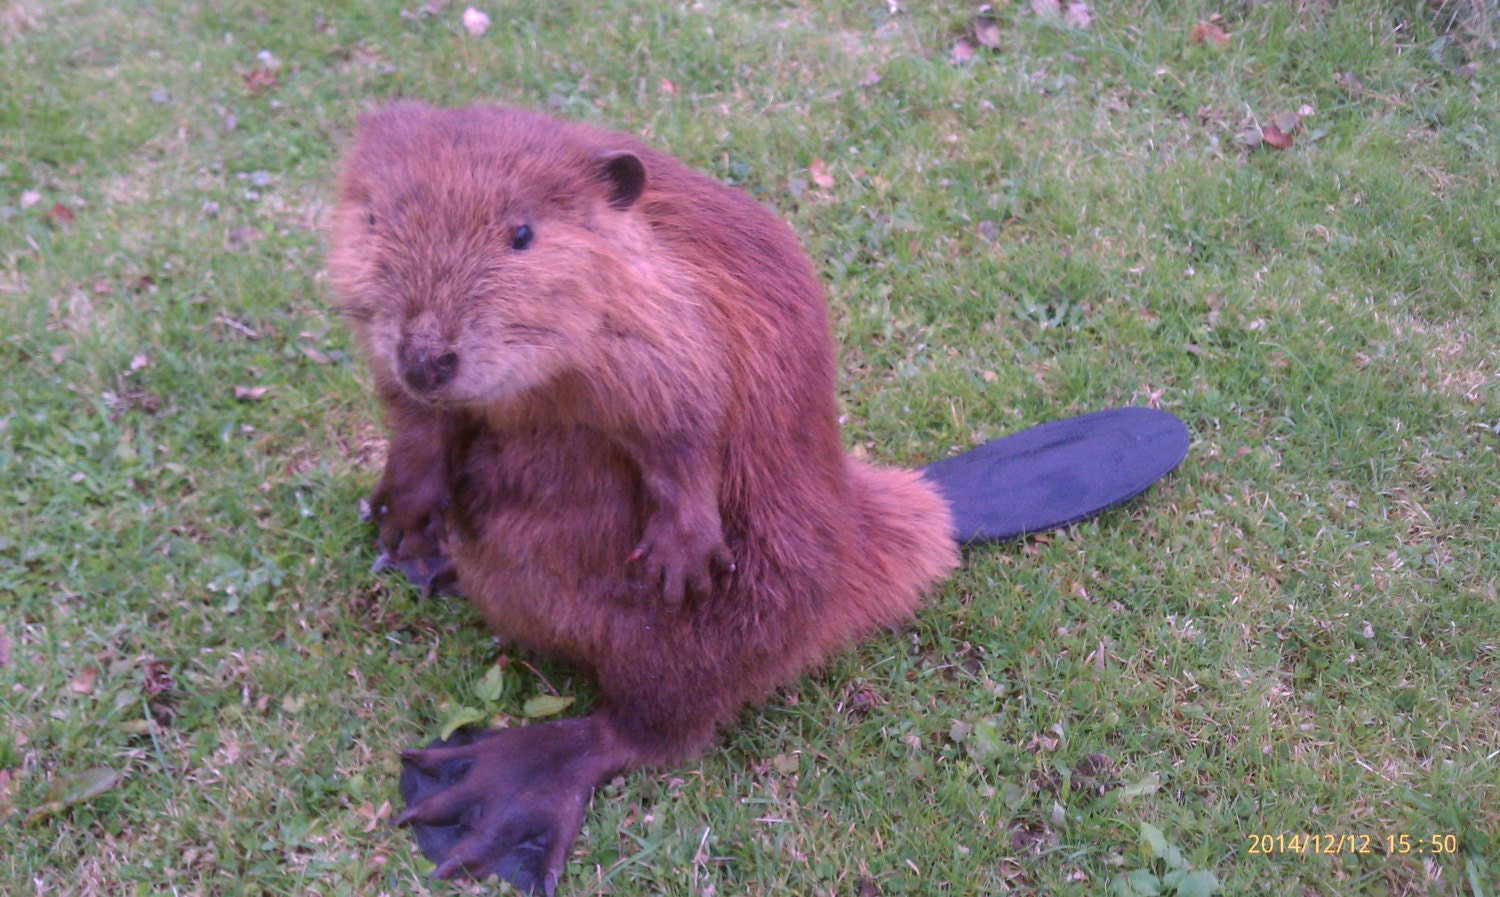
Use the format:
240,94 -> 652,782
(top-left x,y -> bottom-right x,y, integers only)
522,694 -> 574,718
129,354 -> 148,371
659,78 -> 677,96
225,226 -> 263,251
1261,122 -> 1295,150
359,799 -> 391,833
1272,110 -> 1302,133
0,629 -> 9,667
119,719 -> 152,736
1030,0 -> 1061,19
1117,772 -> 1161,799
47,203 -> 73,228
24,768 -> 122,826
300,346 -> 332,365
1189,20 -> 1228,45
950,38 -> 975,65
70,666 -> 98,694
242,69 -> 277,94
234,385 -> 270,402
20,190 -> 40,209
461,7 -> 490,36
974,17 -> 1002,49
858,68 -> 881,88
1063,2 -> 1091,29
808,158 -> 835,189
438,708 -> 489,740
1335,71 -> 1365,93
141,657 -> 172,699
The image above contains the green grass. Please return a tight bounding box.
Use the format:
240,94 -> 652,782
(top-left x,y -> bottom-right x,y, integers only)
3,1 -> 1498,894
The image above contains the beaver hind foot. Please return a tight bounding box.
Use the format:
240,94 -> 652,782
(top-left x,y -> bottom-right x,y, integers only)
398,716 -> 630,894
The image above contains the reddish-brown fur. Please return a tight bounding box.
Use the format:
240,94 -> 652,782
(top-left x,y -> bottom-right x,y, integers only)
328,102 -> 958,889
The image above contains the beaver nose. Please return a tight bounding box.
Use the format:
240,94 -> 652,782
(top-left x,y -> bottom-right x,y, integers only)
398,340 -> 460,393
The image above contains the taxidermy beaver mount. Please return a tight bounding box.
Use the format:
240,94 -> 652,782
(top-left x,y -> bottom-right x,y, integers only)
327,102 -> 1188,894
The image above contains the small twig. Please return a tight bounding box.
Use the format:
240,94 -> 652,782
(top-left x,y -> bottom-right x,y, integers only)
214,314 -> 260,340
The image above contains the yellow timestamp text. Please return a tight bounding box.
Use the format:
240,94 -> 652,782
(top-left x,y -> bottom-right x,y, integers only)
1247,834 -> 1459,856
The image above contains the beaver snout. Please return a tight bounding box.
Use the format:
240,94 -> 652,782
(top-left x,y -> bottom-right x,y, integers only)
398,338 -> 460,393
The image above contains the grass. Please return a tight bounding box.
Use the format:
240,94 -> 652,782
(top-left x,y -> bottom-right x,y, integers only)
2,1 -> 1498,894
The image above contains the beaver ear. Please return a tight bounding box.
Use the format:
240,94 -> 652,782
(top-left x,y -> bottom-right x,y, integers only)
597,151 -> 646,210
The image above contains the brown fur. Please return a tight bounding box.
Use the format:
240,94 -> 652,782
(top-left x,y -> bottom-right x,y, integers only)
328,102 -> 958,885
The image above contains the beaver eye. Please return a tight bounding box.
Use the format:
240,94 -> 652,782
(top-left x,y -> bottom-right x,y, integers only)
512,224 -> 534,251
367,213 -> 377,227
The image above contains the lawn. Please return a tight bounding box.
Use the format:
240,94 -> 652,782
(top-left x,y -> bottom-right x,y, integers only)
2,1 -> 1497,895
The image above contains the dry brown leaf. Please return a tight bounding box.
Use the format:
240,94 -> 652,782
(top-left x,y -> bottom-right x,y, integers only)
1261,122 -> 1294,150
47,203 -> 73,228
234,385 -> 270,402
659,78 -> 677,96
301,346 -> 332,365
1063,2 -> 1091,29
142,658 -> 173,697
225,226 -> 263,251
1272,110 -> 1302,132
808,158 -> 835,190
1189,20 -> 1228,46
974,18 -> 1002,49
950,39 -> 975,65
359,799 -> 392,833
857,68 -> 881,88
70,667 -> 98,694
243,69 -> 277,94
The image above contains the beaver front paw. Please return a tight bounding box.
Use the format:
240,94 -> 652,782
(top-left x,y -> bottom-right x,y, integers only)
626,508 -> 733,607
364,476 -> 457,595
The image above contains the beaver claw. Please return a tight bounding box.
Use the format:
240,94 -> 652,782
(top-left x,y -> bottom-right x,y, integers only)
628,510 -> 733,606
370,549 -> 460,596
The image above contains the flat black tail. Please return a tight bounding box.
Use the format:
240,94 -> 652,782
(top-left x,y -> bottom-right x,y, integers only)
919,407 -> 1190,544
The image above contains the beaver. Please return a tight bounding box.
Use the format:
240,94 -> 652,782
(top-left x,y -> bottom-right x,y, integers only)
328,102 -> 961,892
328,102 -> 1189,893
